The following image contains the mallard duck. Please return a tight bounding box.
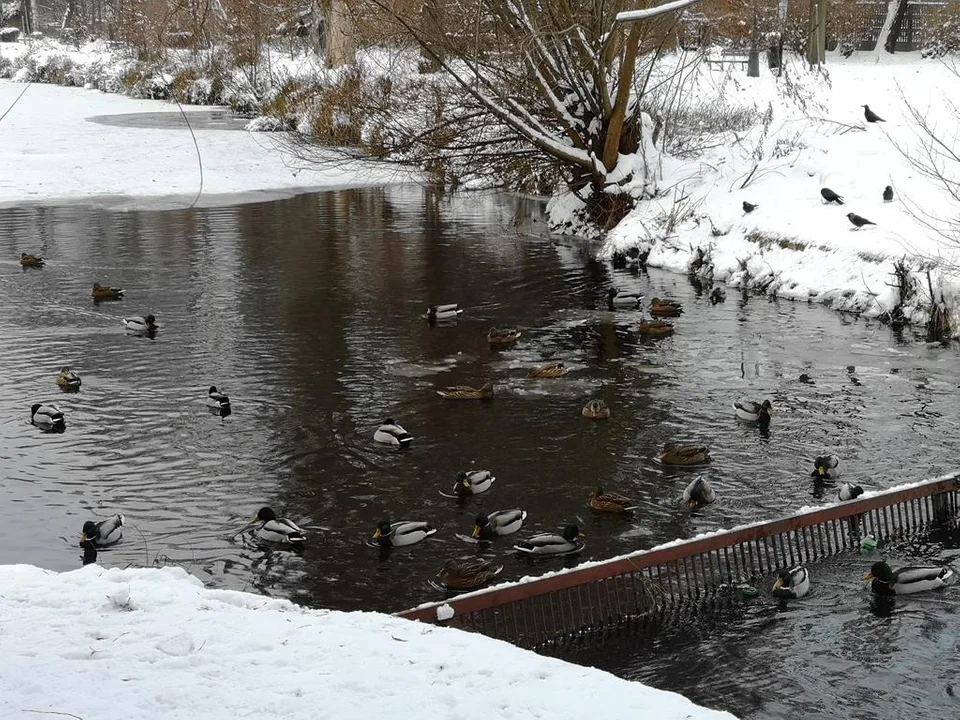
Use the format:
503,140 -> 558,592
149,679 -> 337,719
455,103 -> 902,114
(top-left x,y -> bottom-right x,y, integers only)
92,283 -> 125,300
81,514 -> 124,547
637,320 -> 674,337
436,557 -> 503,591
527,361 -> 568,379
864,561 -> 954,595
582,399 -> 611,419
487,327 -> 521,348
514,524 -> 584,555
661,443 -> 711,466
838,483 -> 864,501
772,566 -> 810,598
588,487 -> 637,513
811,454 -> 840,479
650,297 -> 683,316
20,252 -> 43,267
606,288 -> 643,310
30,403 -> 65,431
683,475 -> 716,510
436,382 -> 495,400
710,287 -> 726,305
427,303 -> 462,322
374,419 -> 413,446
208,385 -> 231,409
250,507 -> 305,544
373,519 -> 436,547
734,399 -> 773,423
472,509 -> 527,539
56,366 -> 81,390
453,470 -> 495,495
122,314 -> 157,334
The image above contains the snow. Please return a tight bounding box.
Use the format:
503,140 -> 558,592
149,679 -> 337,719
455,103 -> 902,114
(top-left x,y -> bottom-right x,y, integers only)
0,80 -> 410,211
548,52 -> 960,329
0,564 -> 737,720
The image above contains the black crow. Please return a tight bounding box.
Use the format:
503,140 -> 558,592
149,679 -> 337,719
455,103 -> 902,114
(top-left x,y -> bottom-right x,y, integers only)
742,201 -> 758,213
821,187 -> 844,204
863,105 -> 885,122
847,212 -> 876,229
883,185 -> 894,202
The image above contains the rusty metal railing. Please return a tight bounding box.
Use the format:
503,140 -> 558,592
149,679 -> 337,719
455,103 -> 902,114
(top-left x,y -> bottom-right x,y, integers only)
397,472 -> 960,648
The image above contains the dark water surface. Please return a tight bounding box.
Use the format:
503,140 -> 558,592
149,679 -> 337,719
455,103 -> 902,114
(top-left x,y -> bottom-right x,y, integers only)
2,186 -> 959,718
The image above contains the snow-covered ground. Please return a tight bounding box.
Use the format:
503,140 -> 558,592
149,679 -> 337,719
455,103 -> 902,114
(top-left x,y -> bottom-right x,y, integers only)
0,80 -> 409,211
549,52 -> 960,329
0,564 -> 737,720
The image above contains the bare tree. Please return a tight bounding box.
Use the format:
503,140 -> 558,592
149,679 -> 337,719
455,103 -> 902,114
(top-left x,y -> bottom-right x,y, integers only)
349,0 -> 701,229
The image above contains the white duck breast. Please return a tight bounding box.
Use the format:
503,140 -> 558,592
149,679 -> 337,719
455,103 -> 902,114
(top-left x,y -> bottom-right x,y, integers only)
837,483 -> 864,501
889,566 -> 954,593
734,400 -> 772,422
427,303 -> 462,321
772,566 -> 810,598
487,509 -> 526,535
374,420 -> 413,446
258,518 -> 305,544
683,476 -> 716,508
31,403 -> 65,428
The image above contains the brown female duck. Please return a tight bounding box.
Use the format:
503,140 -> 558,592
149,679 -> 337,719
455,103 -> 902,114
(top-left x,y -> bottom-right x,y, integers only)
527,361 -> 569,379
661,443 -> 711,466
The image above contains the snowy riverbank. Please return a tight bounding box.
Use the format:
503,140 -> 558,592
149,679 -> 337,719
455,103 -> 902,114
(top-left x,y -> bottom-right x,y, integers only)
554,52 -> 960,332
0,564 -> 737,720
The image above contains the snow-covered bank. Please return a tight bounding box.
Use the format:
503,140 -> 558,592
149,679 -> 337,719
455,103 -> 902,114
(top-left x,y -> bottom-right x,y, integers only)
0,80 -> 409,211
0,564 -> 737,720
551,53 -> 960,332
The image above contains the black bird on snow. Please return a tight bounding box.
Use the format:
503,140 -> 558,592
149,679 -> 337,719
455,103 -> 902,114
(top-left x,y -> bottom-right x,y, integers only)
862,104 -> 885,123
820,187 -> 844,205
742,201 -> 758,214
883,185 -> 894,202
847,212 -> 876,229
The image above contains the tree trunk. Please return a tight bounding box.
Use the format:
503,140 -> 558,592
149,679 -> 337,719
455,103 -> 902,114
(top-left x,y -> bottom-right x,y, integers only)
883,0 -> 909,53
325,0 -> 356,68
874,0 -> 900,53
600,24 -> 641,177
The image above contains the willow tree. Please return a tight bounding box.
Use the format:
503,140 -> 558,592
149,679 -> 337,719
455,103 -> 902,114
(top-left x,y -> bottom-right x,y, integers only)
361,0 -> 702,229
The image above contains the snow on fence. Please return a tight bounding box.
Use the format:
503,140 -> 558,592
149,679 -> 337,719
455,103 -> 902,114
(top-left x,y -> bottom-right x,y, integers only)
398,472 -> 960,649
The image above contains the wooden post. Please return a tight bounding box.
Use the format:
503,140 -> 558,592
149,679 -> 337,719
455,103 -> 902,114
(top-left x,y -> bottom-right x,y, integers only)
817,0 -> 827,63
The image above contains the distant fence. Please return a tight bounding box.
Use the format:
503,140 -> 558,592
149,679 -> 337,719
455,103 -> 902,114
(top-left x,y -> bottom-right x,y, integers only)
398,473 -> 960,649
848,0 -> 948,51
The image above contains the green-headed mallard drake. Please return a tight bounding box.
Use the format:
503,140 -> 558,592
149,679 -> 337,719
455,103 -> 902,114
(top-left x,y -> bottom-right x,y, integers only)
92,283 -> 125,300
734,399 -> 773,424
250,506 -> 305,544
122,314 -> 157,334
650,297 -> 683,317
436,382 -> 495,400
773,565 -> 810,598
710,287 -> 726,304
81,514 -> 124,547
838,482 -> 864,501
20,252 -> 43,267
374,419 -> 413,446
588,487 -> 637,514
864,561 -> 954,595
683,475 -> 716,510
661,443 -> 711,466
514,524 -> 584,555
607,288 -> 643,310
208,385 -> 231,409
435,557 -> 503,591
487,327 -> 521,348
811,454 -> 840,479
472,509 -> 527,539
582,399 -> 611,419
30,403 -> 65,431
453,470 -> 495,496
527,361 -> 568,379
427,303 -> 462,323
56,366 -> 81,391
373,519 -> 436,547
638,320 -> 674,337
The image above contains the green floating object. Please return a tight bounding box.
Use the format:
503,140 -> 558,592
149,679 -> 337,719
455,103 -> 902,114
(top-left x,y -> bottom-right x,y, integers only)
740,584 -> 760,597
860,536 -> 878,552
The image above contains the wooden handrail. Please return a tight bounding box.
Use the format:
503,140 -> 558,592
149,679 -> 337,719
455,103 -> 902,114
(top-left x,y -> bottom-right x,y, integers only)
398,473 -> 960,622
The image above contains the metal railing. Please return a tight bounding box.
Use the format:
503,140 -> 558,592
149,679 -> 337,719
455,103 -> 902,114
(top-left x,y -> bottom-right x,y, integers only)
398,473 -> 960,648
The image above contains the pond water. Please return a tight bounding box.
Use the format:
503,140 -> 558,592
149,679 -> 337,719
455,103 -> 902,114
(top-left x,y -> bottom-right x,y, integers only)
2,185 -> 959,719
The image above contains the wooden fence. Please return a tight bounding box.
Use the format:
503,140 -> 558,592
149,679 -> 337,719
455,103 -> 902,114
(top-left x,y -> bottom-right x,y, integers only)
398,473 -> 960,649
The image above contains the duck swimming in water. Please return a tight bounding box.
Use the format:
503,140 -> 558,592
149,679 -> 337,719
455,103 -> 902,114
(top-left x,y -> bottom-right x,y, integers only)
514,524 -> 584,555
122,314 -> 157,335
81,514 -> 124,547
373,519 -> 436,547
864,561 -> 954,595
582,399 -> 611,419
606,288 -> 643,310
250,507 -> 305,545
453,470 -> 495,496
208,386 -> 231,409
92,283 -> 125,301
56,366 -> 81,391
472,510 -> 527,539
427,304 -> 462,323
31,403 -> 65,431
374,419 -> 413,446
683,476 -> 716,510
734,399 -> 773,424
435,557 -> 503,591
812,454 -> 840,479
772,565 -> 810,598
